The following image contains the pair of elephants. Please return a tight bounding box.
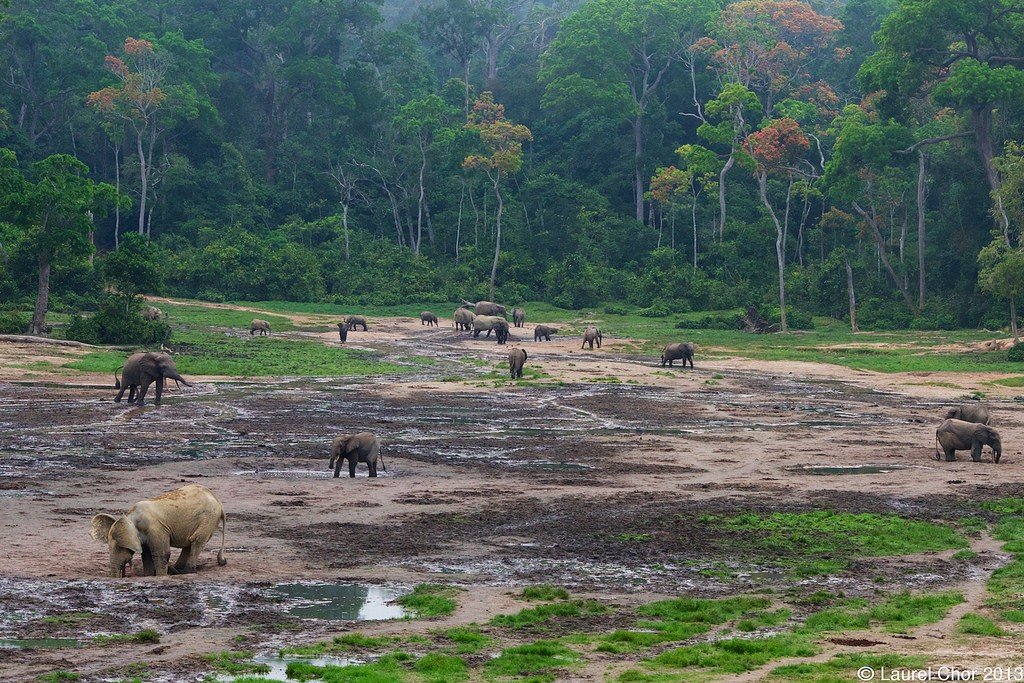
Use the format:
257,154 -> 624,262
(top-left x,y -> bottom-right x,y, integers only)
114,352 -> 192,405
337,315 -> 368,341
936,403 -> 1002,463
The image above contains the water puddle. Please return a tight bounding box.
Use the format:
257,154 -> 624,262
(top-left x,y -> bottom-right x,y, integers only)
269,583 -> 407,621
0,638 -> 81,649
221,654 -> 363,682
785,464 -> 930,476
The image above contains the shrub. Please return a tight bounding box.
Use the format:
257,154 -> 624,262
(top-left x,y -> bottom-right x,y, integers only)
65,298 -> 170,345
764,306 -> 815,330
0,311 -> 28,334
1009,344 -> 1024,363
602,304 -> 630,315
637,303 -> 672,317
677,311 -> 744,330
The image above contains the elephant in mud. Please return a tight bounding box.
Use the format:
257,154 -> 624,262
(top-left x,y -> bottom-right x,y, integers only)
115,352 -> 192,405
512,308 -> 525,327
534,325 -> 558,342
661,342 -> 694,368
91,484 -> 227,578
465,300 -> 507,318
420,311 -> 439,327
936,419 -> 1002,463
509,348 -> 528,379
473,315 -> 510,344
346,315 -> 369,331
143,306 -> 164,321
581,326 -> 602,350
250,319 -> 271,336
454,308 -> 475,332
337,321 -> 350,342
945,403 -> 991,425
330,432 -> 387,478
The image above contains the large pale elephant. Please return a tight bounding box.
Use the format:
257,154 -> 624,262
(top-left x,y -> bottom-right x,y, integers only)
330,432 -> 386,478
936,419 -> 1002,463
465,300 -> 507,317
661,342 -> 695,368
581,326 -> 603,350
115,352 -> 192,405
143,306 -> 164,321
91,484 -> 227,577
454,308 -> 475,332
473,315 -> 510,344
509,348 -> 528,379
945,403 -> 991,425
250,319 -> 271,336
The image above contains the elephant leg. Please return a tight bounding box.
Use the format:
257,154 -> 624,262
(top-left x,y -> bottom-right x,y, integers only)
141,547 -> 155,576
361,324 -> 367,331
349,456 -> 357,478
368,461 -> 378,477
333,454 -> 344,478
155,377 -> 164,405
137,380 -> 152,405
972,440 -> 983,462
115,385 -> 127,402
174,542 -> 202,574
944,446 -> 956,462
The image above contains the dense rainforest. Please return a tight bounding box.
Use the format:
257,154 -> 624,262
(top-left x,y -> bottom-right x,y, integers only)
2,0 -> 1024,340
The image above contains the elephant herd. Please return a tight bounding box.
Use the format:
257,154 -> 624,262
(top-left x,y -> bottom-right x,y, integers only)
936,403 -> 1002,463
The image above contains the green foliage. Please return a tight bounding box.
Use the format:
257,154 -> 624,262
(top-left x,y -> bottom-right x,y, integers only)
484,640 -> 579,681
0,311 -> 27,334
490,599 -> 608,629
432,625 -> 494,654
1009,344 -> 1024,362
63,296 -> 169,345
769,653 -> 929,682
397,584 -> 460,619
204,650 -> 271,676
800,591 -> 964,633
37,673 -> 80,683
648,634 -> 817,675
957,613 -> 1005,636
413,653 -> 469,682
92,629 -> 160,646
519,585 -> 571,601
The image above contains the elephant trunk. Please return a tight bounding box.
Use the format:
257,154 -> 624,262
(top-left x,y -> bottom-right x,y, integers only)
166,370 -> 193,387
217,511 -> 227,566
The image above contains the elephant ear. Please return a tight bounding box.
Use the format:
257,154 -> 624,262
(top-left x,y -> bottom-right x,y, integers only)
110,517 -> 143,554
91,514 -> 117,543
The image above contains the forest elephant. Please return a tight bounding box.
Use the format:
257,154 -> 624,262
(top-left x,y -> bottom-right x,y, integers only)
582,326 -> 603,350
330,432 -> 386,478
512,308 -> 525,327
91,484 -> 226,578
534,325 -> 558,342
115,351 -> 192,405
250,319 -> 271,336
454,307 -> 475,332
509,348 -> 528,379
466,300 -> 507,317
473,315 -> 510,344
346,315 -> 368,331
935,419 -> 1002,463
420,311 -> 439,327
945,403 -> 991,425
143,306 -> 164,321
337,321 -> 349,342
661,342 -> 695,368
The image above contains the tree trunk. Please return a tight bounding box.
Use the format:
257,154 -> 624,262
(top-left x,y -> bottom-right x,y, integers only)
691,192 -> 698,269
853,201 -> 918,314
632,117 -> 644,223
845,256 -> 858,333
718,153 -> 734,240
136,132 -> 147,235
489,173 -> 503,302
415,142 -> 426,256
485,34 -> 499,91
916,150 -> 926,308
29,252 -> 51,335
455,182 -> 465,264
1011,298 -> 1020,341
341,201 -> 350,261
756,171 -> 787,332
113,141 -> 121,250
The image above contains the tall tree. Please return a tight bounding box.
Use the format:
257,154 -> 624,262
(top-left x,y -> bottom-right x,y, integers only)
463,92 -> 532,300
540,0 -> 718,223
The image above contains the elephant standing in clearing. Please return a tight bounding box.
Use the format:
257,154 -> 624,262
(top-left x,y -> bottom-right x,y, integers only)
454,308 -> 475,332
582,326 -> 603,350
420,311 -> 439,327
936,419 -> 1002,463
143,306 -> 164,321
473,315 -> 510,344
466,300 -> 507,317
115,352 -> 192,405
330,432 -> 386,478
534,325 -> 558,342
509,348 -> 528,379
661,342 -> 695,368
346,315 -> 368,331
250,319 -> 271,336
512,308 -> 525,327
337,321 -> 349,342
945,403 -> 991,425
91,484 -> 227,578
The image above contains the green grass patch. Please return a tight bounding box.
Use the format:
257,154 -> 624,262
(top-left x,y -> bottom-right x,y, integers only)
38,612 -> 101,625
204,650 -> 271,676
519,585 -> 570,601
490,599 -> 608,629
484,640 -> 579,681
413,653 -> 469,682
993,376 -> 1024,387
397,584 -> 460,619
643,633 -> 817,676
987,558 -> 1024,616
157,303 -> 297,331
958,613 -> 1006,636
37,673 -> 80,683
431,625 -> 494,654
92,629 -> 160,646
769,653 -> 929,682
281,652 -> 414,682
279,633 -> 402,657
800,591 -> 964,633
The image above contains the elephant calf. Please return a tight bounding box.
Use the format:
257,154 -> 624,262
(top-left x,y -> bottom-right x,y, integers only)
330,432 -> 386,478
250,319 -> 271,336
534,325 -> 558,342
337,321 -> 349,342
346,315 -> 368,331
945,403 -> 991,425
454,307 -> 475,332
91,484 -> 227,577
582,326 -> 603,350
661,342 -> 695,368
420,311 -> 439,327
936,419 -> 1002,463
509,348 -> 528,379
513,307 -> 525,327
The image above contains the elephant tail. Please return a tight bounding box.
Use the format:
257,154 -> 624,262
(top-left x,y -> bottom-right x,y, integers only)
217,511 -> 227,566
114,365 -> 124,389
934,434 -> 941,460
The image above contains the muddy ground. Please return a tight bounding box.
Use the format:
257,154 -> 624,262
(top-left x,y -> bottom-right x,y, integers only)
1,309 -> 1023,681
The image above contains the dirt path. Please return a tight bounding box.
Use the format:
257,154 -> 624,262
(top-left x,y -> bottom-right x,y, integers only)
1,298 -> 1022,681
